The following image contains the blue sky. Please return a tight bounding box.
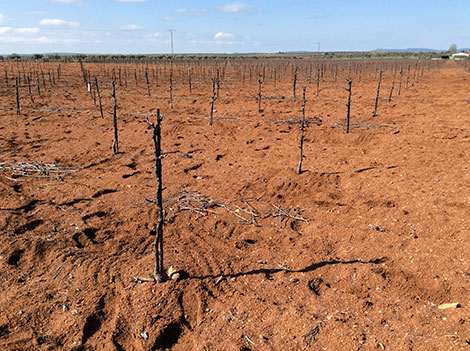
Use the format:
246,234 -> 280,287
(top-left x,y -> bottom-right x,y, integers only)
0,0 -> 469,54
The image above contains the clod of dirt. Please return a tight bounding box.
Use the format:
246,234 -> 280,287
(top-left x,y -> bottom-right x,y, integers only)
303,323 -> 322,346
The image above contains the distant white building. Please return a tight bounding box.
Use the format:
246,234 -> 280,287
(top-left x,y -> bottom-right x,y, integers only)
452,52 -> 470,59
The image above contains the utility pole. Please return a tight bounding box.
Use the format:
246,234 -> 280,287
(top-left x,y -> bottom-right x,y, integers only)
168,29 -> 175,56
317,42 -> 320,53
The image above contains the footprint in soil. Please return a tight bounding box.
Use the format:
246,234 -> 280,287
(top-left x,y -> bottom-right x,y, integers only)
60,198 -> 91,207
151,322 -> 183,351
179,291 -> 203,330
91,189 -> 117,198
125,162 -> 137,170
80,297 -> 106,347
7,249 -> 24,266
72,228 -> 100,247
15,199 -> 40,212
122,171 -> 139,179
72,233 -> 85,249
0,324 -> 10,338
82,211 -> 107,222
15,219 -> 43,235
183,163 -> 203,174
81,313 -> 103,345
83,228 -> 98,241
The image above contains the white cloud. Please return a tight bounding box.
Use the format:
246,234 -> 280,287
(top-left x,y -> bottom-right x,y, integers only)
16,27 -> 40,35
115,0 -> 147,2
218,2 -> 250,13
175,8 -> 207,15
214,32 -> 233,39
38,36 -> 55,43
0,27 -> 11,34
39,18 -> 80,27
146,32 -> 163,42
0,35 -> 55,44
120,24 -> 144,31
0,26 -> 40,35
50,0 -> 76,3
0,13 -> 5,23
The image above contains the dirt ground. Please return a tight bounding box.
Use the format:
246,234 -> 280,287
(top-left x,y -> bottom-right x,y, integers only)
0,59 -> 469,350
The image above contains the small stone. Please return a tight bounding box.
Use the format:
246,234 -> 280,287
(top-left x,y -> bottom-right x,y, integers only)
438,303 -> 461,310
139,332 -> 149,340
62,305 -> 69,311
167,266 -> 181,281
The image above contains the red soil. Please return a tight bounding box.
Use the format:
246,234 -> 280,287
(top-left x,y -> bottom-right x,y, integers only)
0,60 -> 469,350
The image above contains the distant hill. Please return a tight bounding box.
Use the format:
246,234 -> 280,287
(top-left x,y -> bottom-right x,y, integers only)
371,48 -> 442,53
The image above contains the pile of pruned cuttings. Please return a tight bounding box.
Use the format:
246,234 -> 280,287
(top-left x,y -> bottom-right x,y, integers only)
165,189 -> 308,226
0,161 -> 77,179
333,120 -> 398,129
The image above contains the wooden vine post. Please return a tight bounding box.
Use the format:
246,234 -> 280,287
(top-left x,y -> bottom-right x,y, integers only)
292,69 -> 297,101
145,70 -> 151,97
146,109 -> 166,283
297,87 -> 307,174
345,79 -> 352,134
36,72 -> 41,96
27,75 -> 34,104
406,65 -> 411,89
258,74 -> 263,113
134,69 -> 138,93
372,70 -> 382,117
169,68 -> 174,109
42,71 -> 46,90
334,66 -> 338,88
111,81 -> 119,154
15,76 -> 20,115
94,76 -> 104,119
216,69 -> 220,99
388,68 -> 396,102
188,69 -> 192,94
316,68 -> 321,96
79,60 -> 87,88
209,77 -> 217,126
397,66 -> 403,96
